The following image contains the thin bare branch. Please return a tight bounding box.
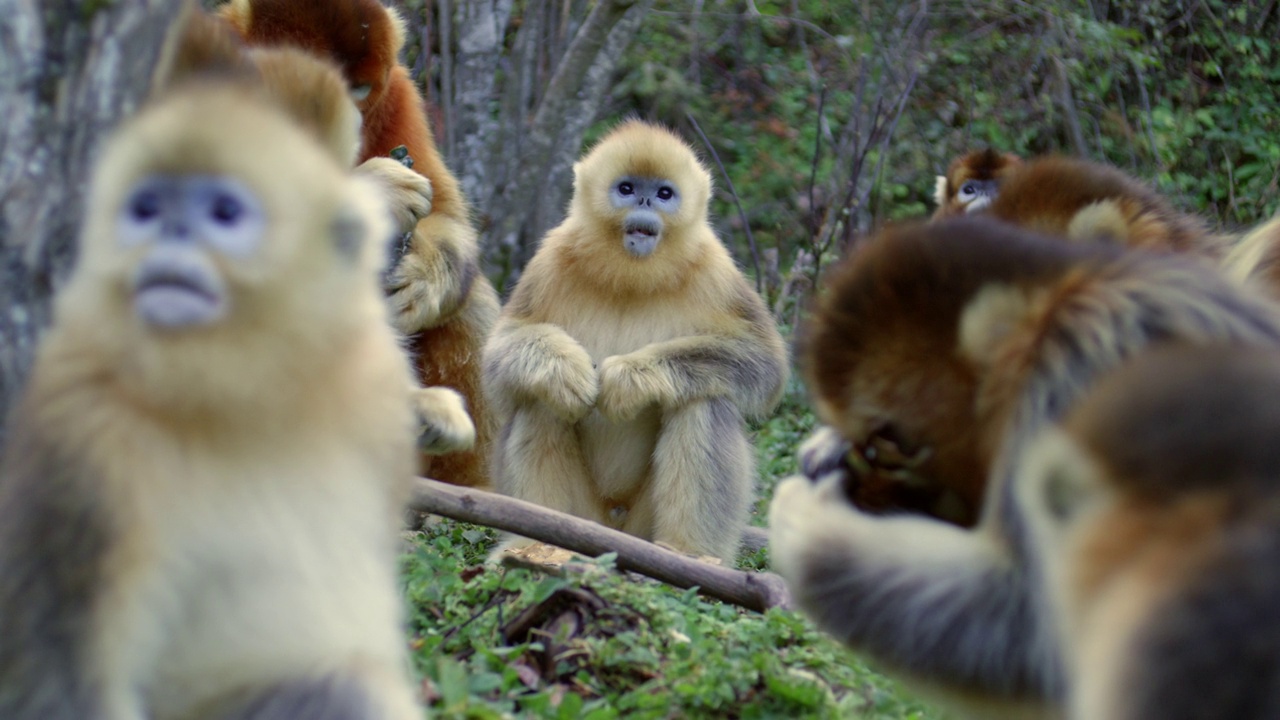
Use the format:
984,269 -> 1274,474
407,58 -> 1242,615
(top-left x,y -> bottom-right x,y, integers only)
686,112 -> 763,294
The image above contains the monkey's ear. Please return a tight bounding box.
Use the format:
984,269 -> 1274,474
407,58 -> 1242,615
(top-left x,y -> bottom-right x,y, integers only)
1067,200 -> 1129,245
957,282 -> 1034,369
152,1 -> 255,97
384,5 -> 409,55
933,175 -> 948,208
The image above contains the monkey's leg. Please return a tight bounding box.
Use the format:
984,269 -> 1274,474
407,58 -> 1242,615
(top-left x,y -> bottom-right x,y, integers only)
495,405 -> 603,522
769,474 -> 1064,709
647,397 -> 753,562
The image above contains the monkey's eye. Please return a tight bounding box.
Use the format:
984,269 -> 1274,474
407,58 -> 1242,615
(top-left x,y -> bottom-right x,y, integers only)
657,186 -> 675,201
210,193 -> 243,226
958,182 -> 980,200
617,182 -> 634,196
129,190 -> 162,222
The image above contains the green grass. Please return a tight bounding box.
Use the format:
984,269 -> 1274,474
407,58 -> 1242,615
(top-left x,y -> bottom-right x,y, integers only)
400,386 -> 943,719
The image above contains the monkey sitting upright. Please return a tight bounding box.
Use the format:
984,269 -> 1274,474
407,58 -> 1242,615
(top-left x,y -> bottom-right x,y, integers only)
771,217 -> 1280,719
482,120 -> 788,562
931,148 -> 1023,219
1021,345 -> 1280,720
0,75 -> 433,718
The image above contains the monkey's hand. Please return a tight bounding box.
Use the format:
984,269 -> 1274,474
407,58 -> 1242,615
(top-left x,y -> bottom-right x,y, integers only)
799,425 -> 853,480
769,473 -> 863,571
356,157 -> 433,237
411,386 -> 476,454
384,215 -> 477,334
597,352 -> 673,421
488,323 -> 599,422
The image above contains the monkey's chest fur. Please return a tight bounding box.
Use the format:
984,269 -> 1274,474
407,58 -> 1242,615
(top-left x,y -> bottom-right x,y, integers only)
553,297 -> 703,503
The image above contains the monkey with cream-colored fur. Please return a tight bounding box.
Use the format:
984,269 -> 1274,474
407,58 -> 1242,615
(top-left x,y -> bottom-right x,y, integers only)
0,72 -> 437,718
483,120 -> 788,561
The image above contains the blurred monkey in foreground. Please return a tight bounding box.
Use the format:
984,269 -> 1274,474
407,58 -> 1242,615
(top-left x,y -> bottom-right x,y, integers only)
772,217 -> 1280,718
219,0 -> 500,488
156,3 -> 474,458
483,120 -> 788,561
1021,345 -> 1280,720
932,148 -> 1023,219
0,76 -> 426,718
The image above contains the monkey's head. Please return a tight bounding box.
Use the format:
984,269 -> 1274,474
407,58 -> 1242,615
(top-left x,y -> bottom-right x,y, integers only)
156,6 -> 363,168
570,120 -> 713,261
58,80 -> 393,413
802,218 -> 1099,516
1019,345 -> 1280,715
219,0 -> 404,114
932,149 -> 1022,219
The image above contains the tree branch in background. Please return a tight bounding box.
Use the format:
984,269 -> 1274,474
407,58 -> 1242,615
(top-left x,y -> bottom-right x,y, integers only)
686,112 -> 763,295
409,477 -> 791,613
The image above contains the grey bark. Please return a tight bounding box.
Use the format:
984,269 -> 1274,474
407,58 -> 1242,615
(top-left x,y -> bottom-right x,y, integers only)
447,0 -> 515,204
0,0 -> 183,443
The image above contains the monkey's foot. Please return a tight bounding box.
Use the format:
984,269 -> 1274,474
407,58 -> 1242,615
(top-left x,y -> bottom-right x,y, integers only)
411,386 -> 475,454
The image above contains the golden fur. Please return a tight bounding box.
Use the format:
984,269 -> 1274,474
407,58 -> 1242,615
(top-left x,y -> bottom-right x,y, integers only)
771,217 -> 1280,718
155,4 -> 471,458
219,0 -> 500,489
1021,346 -> 1280,720
0,78 -> 426,719
1222,213 -> 1280,299
931,149 -> 1023,220
483,120 -> 788,561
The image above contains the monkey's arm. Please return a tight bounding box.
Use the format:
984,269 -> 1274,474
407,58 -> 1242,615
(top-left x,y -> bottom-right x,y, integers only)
768,472 -> 1063,708
0,425 -> 111,719
482,318 -> 599,422
384,212 -> 481,335
597,321 -> 786,422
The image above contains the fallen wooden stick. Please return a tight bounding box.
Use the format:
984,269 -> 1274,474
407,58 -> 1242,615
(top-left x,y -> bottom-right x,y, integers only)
408,477 -> 792,612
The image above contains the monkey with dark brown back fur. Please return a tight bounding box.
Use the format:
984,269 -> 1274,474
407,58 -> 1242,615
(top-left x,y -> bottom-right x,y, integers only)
1021,345 -> 1280,720
771,217 -> 1280,719
219,0 -> 500,489
0,70 -> 425,720
987,155 -> 1227,259
932,149 -> 1023,220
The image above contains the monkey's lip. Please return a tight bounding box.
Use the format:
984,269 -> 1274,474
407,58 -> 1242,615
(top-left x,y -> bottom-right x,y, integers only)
133,275 -> 224,329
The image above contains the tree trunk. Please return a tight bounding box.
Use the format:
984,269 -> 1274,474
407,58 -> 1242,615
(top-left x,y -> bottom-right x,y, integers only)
0,0 -> 183,442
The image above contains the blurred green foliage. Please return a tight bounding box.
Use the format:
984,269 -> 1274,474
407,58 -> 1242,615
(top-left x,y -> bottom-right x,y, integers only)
602,0 -> 1279,280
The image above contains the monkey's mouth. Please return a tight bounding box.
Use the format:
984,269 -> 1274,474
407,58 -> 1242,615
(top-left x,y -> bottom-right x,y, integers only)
623,219 -> 661,257
965,197 -> 993,214
133,270 -> 226,330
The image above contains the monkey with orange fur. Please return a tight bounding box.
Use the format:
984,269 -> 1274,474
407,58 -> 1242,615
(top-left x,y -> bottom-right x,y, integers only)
483,121 -> 788,562
771,217 -> 1280,718
1020,344 -> 1280,720
0,69 -> 429,718
931,149 -> 1023,220
219,0 -> 500,488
